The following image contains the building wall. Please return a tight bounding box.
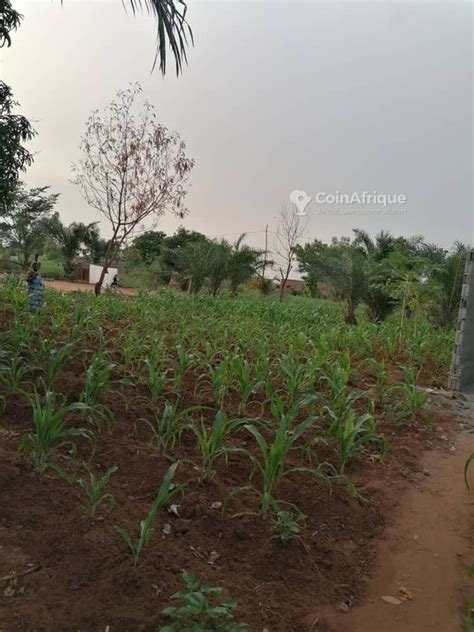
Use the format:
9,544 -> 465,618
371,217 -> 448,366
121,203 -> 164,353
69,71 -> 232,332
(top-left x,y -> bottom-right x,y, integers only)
88,264 -> 118,288
449,250 -> 474,393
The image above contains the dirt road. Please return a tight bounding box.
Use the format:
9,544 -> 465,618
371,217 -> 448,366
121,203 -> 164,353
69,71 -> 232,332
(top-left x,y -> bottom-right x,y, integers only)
43,279 -> 136,296
305,422 -> 474,631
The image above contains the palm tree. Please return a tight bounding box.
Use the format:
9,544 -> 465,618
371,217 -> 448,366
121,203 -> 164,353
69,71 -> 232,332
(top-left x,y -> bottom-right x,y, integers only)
207,240 -> 232,296
353,229 -> 397,322
175,240 -> 210,293
428,243 -> 468,327
353,229 -> 396,262
227,234 -> 262,296
48,215 -> 101,276
313,244 -> 368,325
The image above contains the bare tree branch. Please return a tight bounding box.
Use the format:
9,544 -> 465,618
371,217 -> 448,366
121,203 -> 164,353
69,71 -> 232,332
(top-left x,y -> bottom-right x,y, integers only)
274,203 -> 308,301
71,83 -> 194,294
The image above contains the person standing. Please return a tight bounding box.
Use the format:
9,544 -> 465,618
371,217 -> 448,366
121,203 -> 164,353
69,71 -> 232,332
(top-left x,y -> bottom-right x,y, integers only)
26,258 -> 44,310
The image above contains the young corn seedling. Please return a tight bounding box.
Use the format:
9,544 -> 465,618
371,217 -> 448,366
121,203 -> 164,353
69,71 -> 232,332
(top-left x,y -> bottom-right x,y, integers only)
120,330 -> 143,374
264,372 -> 275,404
269,391 -> 318,426
18,391 -> 90,474
189,409 -> 247,483
278,354 -> 309,407
367,358 -> 390,406
321,354 -> 361,419
159,571 -> 248,632
141,335 -> 171,403
173,343 -> 194,391
388,365 -> 428,424
46,342 -> 74,389
0,349 -> 30,398
80,350 -> 130,428
140,401 -> 206,453
77,464 -> 118,518
400,365 -> 428,421
33,336 -> 56,366
115,462 -> 181,567
254,341 -> 271,385
230,357 -> 253,414
143,359 -> 172,406
209,361 -> 229,406
227,415 -> 326,516
70,304 -> 93,343
326,402 -> 388,475
50,311 -> 68,339
196,359 -> 229,406
3,275 -> 28,310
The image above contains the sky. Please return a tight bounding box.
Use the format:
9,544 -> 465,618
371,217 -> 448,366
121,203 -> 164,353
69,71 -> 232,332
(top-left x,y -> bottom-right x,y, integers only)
2,0 -> 473,253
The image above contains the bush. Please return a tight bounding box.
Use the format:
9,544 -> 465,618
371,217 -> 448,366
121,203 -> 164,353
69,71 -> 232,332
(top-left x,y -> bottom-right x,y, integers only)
120,265 -> 156,289
160,571 -> 247,631
39,259 -> 65,280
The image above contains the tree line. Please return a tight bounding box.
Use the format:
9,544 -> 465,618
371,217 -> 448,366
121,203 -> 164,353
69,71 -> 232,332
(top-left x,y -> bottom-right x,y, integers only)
295,230 -> 469,328
1,179 -> 468,331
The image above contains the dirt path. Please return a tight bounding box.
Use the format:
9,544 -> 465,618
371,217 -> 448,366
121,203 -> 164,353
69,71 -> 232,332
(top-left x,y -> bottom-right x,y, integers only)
306,427 -> 474,631
43,279 -> 136,296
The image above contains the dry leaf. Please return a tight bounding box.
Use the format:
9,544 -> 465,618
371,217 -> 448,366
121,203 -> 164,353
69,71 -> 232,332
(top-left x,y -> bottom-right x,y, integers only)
207,550 -> 221,565
381,595 -> 402,605
399,585 -> 413,601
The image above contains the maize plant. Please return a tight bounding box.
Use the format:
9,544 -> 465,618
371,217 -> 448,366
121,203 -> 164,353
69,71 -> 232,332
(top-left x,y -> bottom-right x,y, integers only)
367,358 -> 390,406
18,391 -> 90,474
326,402 -> 388,474
173,343 -> 194,390
231,356 -> 261,415
188,409 -> 247,482
321,354 -> 362,420
278,354 -> 310,406
77,464 -> 118,518
227,415 -> 327,516
141,401 -> 208,453
389,365 -> 428,424
0,350 -> 30,398
46,342 -> 74,389
115,462 -> 181,567
143,359 -> 172,407
80,352 -> 118,427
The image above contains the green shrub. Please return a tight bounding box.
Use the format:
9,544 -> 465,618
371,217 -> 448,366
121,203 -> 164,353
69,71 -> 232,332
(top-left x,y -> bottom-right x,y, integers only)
159,571 -> 247,631
39,259 -> 65,280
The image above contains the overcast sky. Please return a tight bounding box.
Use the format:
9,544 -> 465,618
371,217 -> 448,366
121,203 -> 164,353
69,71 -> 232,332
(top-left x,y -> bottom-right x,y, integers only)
2,0 -> 473,251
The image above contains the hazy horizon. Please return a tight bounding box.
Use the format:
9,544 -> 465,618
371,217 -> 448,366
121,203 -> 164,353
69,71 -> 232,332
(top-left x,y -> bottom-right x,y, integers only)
2,0 -> 473,252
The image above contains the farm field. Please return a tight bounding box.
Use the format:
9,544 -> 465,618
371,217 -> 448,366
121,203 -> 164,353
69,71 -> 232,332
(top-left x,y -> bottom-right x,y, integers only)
0,279 -> 462,631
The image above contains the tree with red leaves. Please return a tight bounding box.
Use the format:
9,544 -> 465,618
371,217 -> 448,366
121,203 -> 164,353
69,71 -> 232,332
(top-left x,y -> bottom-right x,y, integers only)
72,84 -> 194,294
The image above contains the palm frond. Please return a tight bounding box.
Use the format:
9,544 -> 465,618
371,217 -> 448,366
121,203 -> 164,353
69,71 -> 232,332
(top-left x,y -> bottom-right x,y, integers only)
126,0 -> 193,75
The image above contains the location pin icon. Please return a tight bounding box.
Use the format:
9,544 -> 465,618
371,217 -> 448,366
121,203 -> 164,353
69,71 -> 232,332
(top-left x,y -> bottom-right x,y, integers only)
289,190 -> 312,216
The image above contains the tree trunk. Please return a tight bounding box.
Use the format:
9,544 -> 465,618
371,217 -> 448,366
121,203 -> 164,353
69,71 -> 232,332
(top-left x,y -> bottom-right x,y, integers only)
279,267 -> 290,302
260,224 -> 268,297
94,232 -> 118,295
344,300 -> 358,325
279,282 -> 285,302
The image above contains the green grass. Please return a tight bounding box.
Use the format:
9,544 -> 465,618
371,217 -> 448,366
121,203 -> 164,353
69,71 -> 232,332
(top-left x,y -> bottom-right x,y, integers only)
39,259 -> 65,280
